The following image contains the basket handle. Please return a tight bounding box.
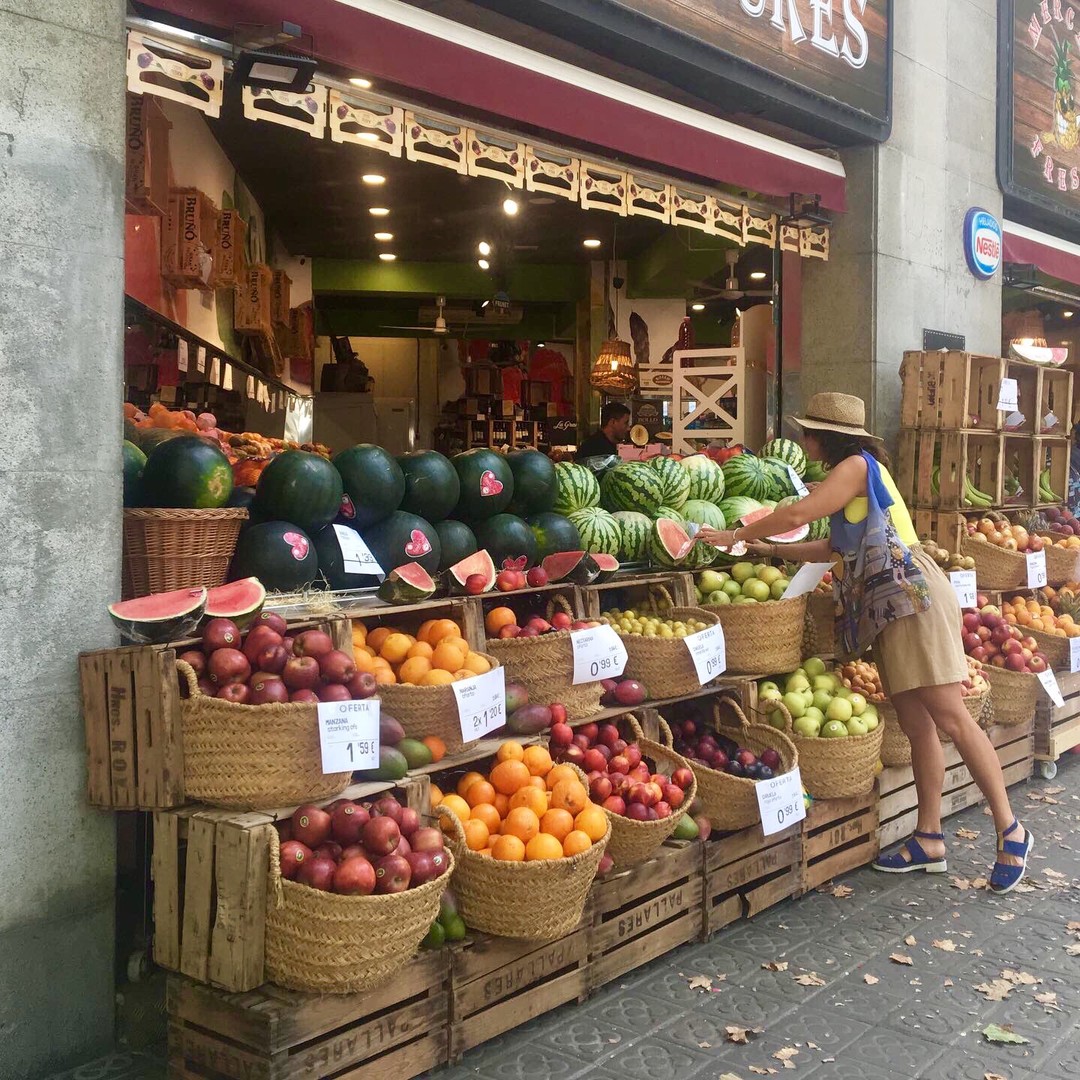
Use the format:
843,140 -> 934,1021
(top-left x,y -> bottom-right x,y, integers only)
623,713 -> 646,743
175,658 -> 202,698
546,593 -> 575,621
435,804 -> 468,852
649,583 -> 675,609
657,716 -> 677,750
267,826 -> 285,908
713,694 -> 753,732
757,697 -> 795,735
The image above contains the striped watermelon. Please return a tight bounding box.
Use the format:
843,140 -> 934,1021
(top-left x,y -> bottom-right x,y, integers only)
776,495 -> 801,510
553,461 -> 600,514
760,438 -> 808,478
612,511 -> 652,561
648,518 -> 693,568
805,460 -> 829,483
679,500 -> 726,531
722,454 -> 772,500
808,516 -> 830,540
717,496 -> 762,524
762,458 -> 797,500
649,456 -> 691,509
679,454 -> 726,504
653,506 -> 686,525
567,507 -> 622,556
600,462 -> 664,515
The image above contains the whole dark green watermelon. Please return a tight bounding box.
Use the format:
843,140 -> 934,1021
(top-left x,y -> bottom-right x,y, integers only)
361,511 -> 441,575
506,449 -> 556,515
230,521 -> 318,592
527,511 -> 581,561
122,440 -> 146,507
334,444 -> 405,529
434,519 -> 478,571
396,450 -> 460,523
141,435 -> 233,509
253,450 -> 343,534
452,449 -> 513,521
313,523 -> 383,589
471,513 -> 539,569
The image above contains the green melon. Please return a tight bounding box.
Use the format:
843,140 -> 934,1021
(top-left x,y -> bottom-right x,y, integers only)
552,461 -> 600,514
434,519 -> 478,571
760,438 -> 808,478
141,435 -> 233,509
653,506 -> 686,525
762,457 -> 798,500
680,454 -> 726,504
567,507 -> 621,556
361,512 -> 441,576
600,462 -> 664,515
138,428 -> 185,454
506,450 -> 557,515
647,518 -> 693,568
231,521 -> 319,592
334,444 -> 405,529
717,496 -> 763,524
611,510 -> 652,562
472,513 -> 539,568
396,450 -> 459,523
122,440 -> 146,507
722,455 -> 772,501
527,511 -> 581,561
254,450 -> 342,534
805,460 -> 829,483
452,449 -> 514,520
808,516 -> 831,541
649,456 -> 692,509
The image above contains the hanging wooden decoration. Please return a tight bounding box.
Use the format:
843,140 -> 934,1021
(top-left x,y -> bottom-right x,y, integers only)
126,30 -> 224,117
525,147 -> 579,201
242,85 -> 326,137
711,199 -> 744,244
779,224 -> 802,253
628,175 -> 671,222
800,226 -> 830,260
405,112 -> 468,173
672,189 -> 714,233
328,90 -> 404,154
671,348 -> 747,453
580,162 -> 628,215
209,209 -> 247,289
468,131 -> 526,187
744,206 -> 778,247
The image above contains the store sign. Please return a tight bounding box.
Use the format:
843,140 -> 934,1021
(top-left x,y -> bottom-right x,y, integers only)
963,208 -> 1002,279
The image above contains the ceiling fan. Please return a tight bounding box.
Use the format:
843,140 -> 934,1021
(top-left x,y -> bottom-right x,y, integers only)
380,296 -> 463,336
691,250 -> 773,302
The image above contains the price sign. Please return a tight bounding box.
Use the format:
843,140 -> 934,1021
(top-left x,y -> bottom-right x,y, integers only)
1071,637 -> 1080,674
1037,668 -> 1065,708
196,346 -> 206,374
785,562 -> 834,600
223,364 -> 233,391
333,524 -> 384,580
787,465 -> 810,498
683,623 -> 727,685
317,698 -> 379,773
756,766 -> 806,836
177,339 -> 189,373
996,377 -> 1018,412
949,570 -> 978,609
571,624 -> 628,684
1026,549 -> 1047,589
453,665 -> 506,742
1044,411 -> 1059,432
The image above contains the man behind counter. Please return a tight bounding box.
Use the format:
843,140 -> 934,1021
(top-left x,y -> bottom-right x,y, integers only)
576,402 -> 631,461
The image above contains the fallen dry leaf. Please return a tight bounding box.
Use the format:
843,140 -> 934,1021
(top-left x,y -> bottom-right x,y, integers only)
1034,991 -> 1062,1011
956,827 -> 980,840
1044,868 -> 1067,881
995,913 -> 1016,922
1045,785 -> 1065,794
830,884 -> 855,898
890,953 -> 914,966
1001,969 -> 1040,986
944,978 -> 954,987
807,1042 -> 820,1050
697,1041 -> 712,1048
863,974 -> 879,985
1066,920 -> 1080,932
932,939 -> 958,952
725,1025 -> 764,1044
686,974 -> 714,991
984,1073 -> 1008,1080
904,934 -> 917,946
748,1068 -> 777,1077
762,961 -> 789,972
974,979 -> 1014,1001
774,1046 -> 800,1070
793,972 -> 827,987
982,1023 -> 1029,1045
972,876 -> 990,889
1064,942 -> 1080,956
950,876 -> 972,890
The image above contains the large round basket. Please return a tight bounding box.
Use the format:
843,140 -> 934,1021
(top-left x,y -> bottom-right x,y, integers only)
618,606 -> 721,700
177,661 -> 352,808
122,507 -> 248,599
486,596 -> 602,721
1027,626 -> 1070,669
377,653 -> 501,755
701,594 -> 807,676
600,715 -> 697,866
264,830 -> 453,994
983,666 -> 1037,727
437,802 -> 608,940
959,535 -> 1026,591
1040,540 -> 1080,587
692,698 -> 798,831
803,592 -> 836,658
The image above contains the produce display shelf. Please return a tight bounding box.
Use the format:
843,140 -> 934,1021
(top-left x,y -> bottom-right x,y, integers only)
1034,669 -> 1080,775
569,675 -> 763,730
797,789 -> 879,896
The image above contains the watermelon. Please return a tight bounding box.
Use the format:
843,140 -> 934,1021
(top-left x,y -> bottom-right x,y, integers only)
141,435 -> 233,509
362,512 -> 441,576
600,462 -> 664,515
592,553 -> 620,582
227,486 -> 257,511
231,522 -> 319,592
809,516 -> 830,541
434,519 -> 477,571
722,454 -> 772,501
377,564 -> 437,604
552,461 -> 600,514
679,500 -> 727,531
718,495 -> 762,524
761,438 -> 808,478
453,449 -> 513,520
543,550 -> 601,585
471,513 -> 539,569
203,577 -> 266,629
649,456 -> 691,509
396,450 -> 459,523
138,428 -> 185,454
313,523 -> 383,590
680,454 -> 726,504
446,550 -> 497,593
805,460 -> 829,483
739,506 -> 810,543
506,449 -> 557,515
567,507 -> 621,556
108,586 -> 207,644
334,444 -> 405,529
654,506 -> 686,524
255,450 -> 342,533
762,458 -> 798,500
648,518 -> 694,568
611,511 -> 651,562
527,511 -> 581,561
123,440 -> 146,507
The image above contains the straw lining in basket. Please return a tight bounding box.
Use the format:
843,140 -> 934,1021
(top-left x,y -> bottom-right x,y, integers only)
702,594 -> 807,676
983,666 -> 1037,727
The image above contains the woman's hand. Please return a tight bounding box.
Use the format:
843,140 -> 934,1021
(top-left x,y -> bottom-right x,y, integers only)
697,527 -> 737,548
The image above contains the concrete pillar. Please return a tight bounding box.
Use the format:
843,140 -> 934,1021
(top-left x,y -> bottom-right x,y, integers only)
0,2 -> 125,1075
801,0 -> 1003,449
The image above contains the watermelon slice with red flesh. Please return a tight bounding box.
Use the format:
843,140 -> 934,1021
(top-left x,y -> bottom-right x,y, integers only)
109,587 -> 208,644
377,563 -> 437,604
739,507 -> 810,542
447,550 -> 497,593
203,577 -> 266,630
592,553 -> 620,582
542,550 -> 600,585
653,518 -> 695,563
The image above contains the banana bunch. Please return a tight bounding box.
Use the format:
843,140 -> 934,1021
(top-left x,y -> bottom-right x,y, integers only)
1039,467 -> 1061,503
930,466 -> 993,508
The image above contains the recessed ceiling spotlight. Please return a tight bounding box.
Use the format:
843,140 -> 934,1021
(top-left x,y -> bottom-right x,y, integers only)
502,198 -> 519,216
349,76 -> 373,88
583,238 -> 602,249
478,241 -> 492,256
362,174 -> 385,185
379,252 -> 397,262
749,271 -> 767,280
536,342 -> 546,348
1065,310 -> 1075,318
691,303 -> 705,312
369,207 -> 390,217
478,258 -> 490,270
373,232 -> 393,241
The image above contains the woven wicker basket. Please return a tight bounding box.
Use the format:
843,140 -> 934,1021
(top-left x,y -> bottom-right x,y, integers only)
1041,540 -> 1080,587
177,661 -> 352,809
803,592 -> 836,658
983,666 -> 1038,727
692,698 -> 798,831
1027,626 -> 1070,669
701,594 -> 807,675
377,653 -> 501,755
959,535 -> 1026,591
600,715 -> 697,866
437,800 -> 608,940
122,507 -> 248,599
264,830 -> 453,994
619,606 -> 721,700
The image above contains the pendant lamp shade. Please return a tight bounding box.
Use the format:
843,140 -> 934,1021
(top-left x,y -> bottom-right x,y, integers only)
1003,308 -> 1047,349
590,337 -> 638,395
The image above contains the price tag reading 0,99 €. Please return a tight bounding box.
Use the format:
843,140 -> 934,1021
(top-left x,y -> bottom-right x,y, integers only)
1026,549 -> 1047,589
317,698 -> 380,774
683,623 -> 727,685
756,766 -> 806,837
453,665 -> 507,743
571,624 -> 628,685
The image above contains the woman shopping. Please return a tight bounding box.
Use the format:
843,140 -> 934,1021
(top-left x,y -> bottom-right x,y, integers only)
696,393 -> 1032,894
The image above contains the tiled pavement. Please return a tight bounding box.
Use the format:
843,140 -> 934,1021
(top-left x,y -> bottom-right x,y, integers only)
46,759 -> 1080,1080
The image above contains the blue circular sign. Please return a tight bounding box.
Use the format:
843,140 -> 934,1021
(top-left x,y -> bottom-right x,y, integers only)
963,208 -> 1002,280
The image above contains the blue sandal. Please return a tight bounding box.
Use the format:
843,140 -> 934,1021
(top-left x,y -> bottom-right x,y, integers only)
990,819 -> 1032,895
873,830 -> 948,874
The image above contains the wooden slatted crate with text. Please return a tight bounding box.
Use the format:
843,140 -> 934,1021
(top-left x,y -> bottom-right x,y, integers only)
798,791 -> 879,895
1035,670 -> 1080,769
899,351 -> 1007,431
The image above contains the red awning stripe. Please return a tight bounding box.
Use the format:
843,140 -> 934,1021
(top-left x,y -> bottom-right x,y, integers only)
1003,220 -> 1080,286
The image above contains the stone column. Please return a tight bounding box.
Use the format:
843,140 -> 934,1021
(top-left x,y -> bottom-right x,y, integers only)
0,2 -> 125,1075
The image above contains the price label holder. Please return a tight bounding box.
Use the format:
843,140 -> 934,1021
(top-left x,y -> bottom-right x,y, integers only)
1004,410 -> 1025,430
1037,668 -> 1065,708
571,624 -> 628,685
683,623 -> 727,685
786,465 -> 810,498
1071,637 -> 1080,674
317,698 -> 380,773
996,377 -> 1018,412
1026,549 -> 1047,589
756,765 -> 806,837
453,665 -> 507,743
785,561 -> 834,600
333,524 -> 384,581
196,346 -> 206,374
948,570 -> 978,609
177,339 -> 189,373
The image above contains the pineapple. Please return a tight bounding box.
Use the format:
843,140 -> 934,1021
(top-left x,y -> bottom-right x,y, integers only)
1054,35 -> 1076,128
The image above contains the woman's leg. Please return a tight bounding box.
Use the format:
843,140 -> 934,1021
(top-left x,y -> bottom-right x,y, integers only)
889,689 -> 946,860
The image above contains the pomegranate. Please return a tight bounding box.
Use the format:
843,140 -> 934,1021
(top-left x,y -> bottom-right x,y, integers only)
249,675 -> 289,706
297,855 -> 337,892
178,649 -> 206,677
410,827 -> 444,853
317,683 -> 351,703
292,804 -> 332,848
330,803 -> 370,845
256,644 -> 289,674
319,649 -> 356,685
202,618 -> 241,653
290,689 -> 320,704
374,854 -> 412,894
279,840 -> 312,880
293,629 -> 334,658
405,850 -> 439,886
334,855 -> 376,895
216,682 -> 251,705
255,611 -> 288,636
525,566 -> 549,588
362,815 -> 401,856
208,648 -> 250,686
372,796 -> 404,823
282,655 -> 321,691
346,671 -> 378,699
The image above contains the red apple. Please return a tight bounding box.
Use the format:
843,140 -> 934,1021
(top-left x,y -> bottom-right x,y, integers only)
330,803 -> 370,845
297,855 -> 337,891
217,682 -> 251,704
549,722 -> 574,748
590,775 -> 613,802
283,655 -> 321,691
609,755 -> 630,774
346,671 -> 378,699
405,850 -> 439,886
293,630 -> 335,658
362,815 -> 401,856
411,827 -> 445,853
292,804 -> 332,848
654,801 -> 672,819
374,854 -> 412,894
315,841 -> 343,862
583,748 -> 609,773
624,745 -> 643,769
334,855 -> 376,895
663,783 -> 685,809
672,767 -> 694,790
398,807 -> 421,839
279,840 -> 312,880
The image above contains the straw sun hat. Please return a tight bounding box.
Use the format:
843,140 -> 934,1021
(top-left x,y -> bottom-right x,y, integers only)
789,392 -> 883,443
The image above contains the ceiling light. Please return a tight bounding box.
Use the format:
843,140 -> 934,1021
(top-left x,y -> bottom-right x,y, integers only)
502,198 -> 519,216
369,207 -> 390,217
233,50 -> 317,92
362,174 -> 385,185
1065,310 -> 1075,318
536,342 -> 546,348
373,232 -> 393,241
749,271 -> 768,280
478,259 -> 490,270
379,252 -> 397,262
583,238 -> 602,249
357,133 -> 379,143
349,76 -> 373,89
691,303 -> 705,312
478,241 -> 492,256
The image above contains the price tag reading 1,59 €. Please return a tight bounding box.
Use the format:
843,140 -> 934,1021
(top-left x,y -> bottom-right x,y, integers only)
949,570 -> 977,609
756,766 -> 806,837
453,665 -> 506,743
317,698 -> 380,774
1026,549 -> 1047,589
1037,669 -> 1065,709
571,624 -> 628,685
683,623 -> 727,685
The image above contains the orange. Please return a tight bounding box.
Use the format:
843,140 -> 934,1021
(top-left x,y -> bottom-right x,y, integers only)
425,619 -> 461,646
366,627 -> 392,653
439,793 -> 470,825
429,783 -> 443,809
407,641 -> 434,661
493,793 -> 511,818
491,759 -> 531,796
397,657 -> 432,685
372,666 -> 397,685
562,830 -> 592,857
380,633 -> 414,665
509,785 -> 548,817
432,641 -> 467,672
421,669 -> 455,687
551,779 -> 588,816
539,807 -> 575,842
526,775 -> 548,793
416,620 -> 436,644
463,819 -> 490,851
351,622 -> 367,645
452,669 -> 474,681
485,606 -> 517,636
574,806 -> 608,843
475,847 -> 493,859
463,652 -> 492,675
363,645 -> 378,658
441,636 -> 472,658
491,834 -> 526,861
469,803 -> 501,833
522,746 -> 553,778
352,648 -> 376,673
545,764 -> 580,791
465,780 -> 497,808
457,771 -> 487,797
502,807 -> 540,843
525,833 -> 565,861
422,736 -> 446,763
496,741 -> 525,763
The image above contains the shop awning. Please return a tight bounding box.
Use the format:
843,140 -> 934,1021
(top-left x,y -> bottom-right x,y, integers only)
143,0 -> 847,211
1003,220 -> 1080,288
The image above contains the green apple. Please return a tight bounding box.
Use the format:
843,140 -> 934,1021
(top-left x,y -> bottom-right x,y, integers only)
860,712 -> 878,732
812,674 -> 837,693
723,580 -> 743,598
803,657 -> 827,678
811,689 -> 834,713
786,673 -> 811,694
707,590 -> 730,605
782,692 -> 808,719
698,569 -> 725,594
759,687 -> 783,705
804,706 -> 826,727
821,719 -> 849,738
759,680 -> 780,695
862,703 -> 879,724
793,715 -> 822,738
848,692 -> 867,716
835,686 -> 853,699
770,578 -> 790,600
767,709 -> 788,731
732,595 -> 755,604
845,717 -> 868,737
742,578 -> 772,602
756,565 -> 783,586
826,697 -> 854,722
731,561 -> 756,583
801,689 -> 815,707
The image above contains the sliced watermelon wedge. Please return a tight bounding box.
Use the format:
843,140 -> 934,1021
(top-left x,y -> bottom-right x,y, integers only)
447,549 -> 497,593
542,550 -> 600,585
591,553 -> 620,582
109,587 -> 208,644
203,577 -> 266,630
377,563 -> 437,604
740,507 -> 810,543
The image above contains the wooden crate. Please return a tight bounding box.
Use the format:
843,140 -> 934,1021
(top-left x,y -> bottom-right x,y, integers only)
124,91 -> 171,216
1036,436 -> 1070,507
234,264 -> 274,335
167,949 -> 449,1080
899,351 -> 1007,431
877,720 -> 1034,849
163,188 -> 219,290
448,927 -> 590,1060
1003,359 -> 1040,434
209,208 -> 247,289
1037,367 -> 1074,434
1035,669 -> 1080,765
702,823 -> 801,937
1002,435 -> 1036,508
271,270 -> 292,327
912,509 -> 969,552
587,840 -> 703,991
579,571 -> 696,619
895,429 -> 1003,509
798,791 -> 879,894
